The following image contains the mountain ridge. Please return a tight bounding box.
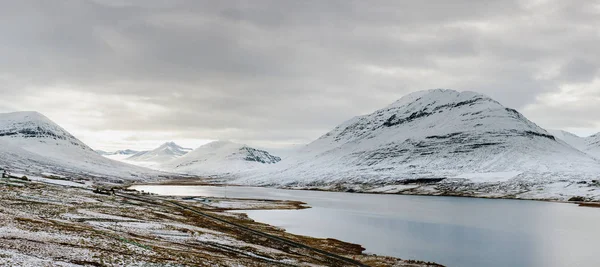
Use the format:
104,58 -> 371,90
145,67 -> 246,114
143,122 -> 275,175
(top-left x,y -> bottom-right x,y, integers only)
234,89 -> 600,200
161,140 -> 281,176
548,129 -> 600,159
96,149 -> 140,156
126,141 -> 192,164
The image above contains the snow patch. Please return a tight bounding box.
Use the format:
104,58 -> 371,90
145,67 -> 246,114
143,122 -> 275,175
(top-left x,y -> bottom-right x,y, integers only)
450,172 -> 522,183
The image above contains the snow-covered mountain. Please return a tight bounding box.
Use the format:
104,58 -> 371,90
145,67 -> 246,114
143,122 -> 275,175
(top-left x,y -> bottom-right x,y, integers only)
0,111 -> 164,182
548,130 -> 600,159
97,149 -> 140,156
161,140 -> 281,177
547,130 -> 588,150
235,89 -> 600,200
95,149 -> 109,155
125,142 -> 191,166
96,149 -> 142,161
584,133 -> 600,159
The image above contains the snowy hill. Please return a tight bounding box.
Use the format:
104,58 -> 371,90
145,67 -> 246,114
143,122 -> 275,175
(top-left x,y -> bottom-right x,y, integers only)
235,89 -> 600,200
0,111 -> 165,182
547,130 -> 588,150
97,149 -> 140,156
96,149 -> 142,161
126,142 -> 191,166
584,133 -> 600,159
161,140 -> 281,177
548,130 -> 600,159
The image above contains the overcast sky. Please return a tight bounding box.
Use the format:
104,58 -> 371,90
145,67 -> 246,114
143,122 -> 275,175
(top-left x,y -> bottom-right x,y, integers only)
1,0 -> 599,151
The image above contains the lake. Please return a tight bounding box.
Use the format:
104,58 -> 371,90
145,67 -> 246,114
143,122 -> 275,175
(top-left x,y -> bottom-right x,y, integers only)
130,185 -> 600,267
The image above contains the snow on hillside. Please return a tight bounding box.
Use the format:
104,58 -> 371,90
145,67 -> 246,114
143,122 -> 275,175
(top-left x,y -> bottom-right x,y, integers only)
235,89 -> 600,201
585,133 -> 600,159
547,130 -> 588,150
0,111 -> 165,182
161,140 -> 281,177
97,149 -> 140,156
549,130 -> 600,159
96,149 -> 142,161
125,142 -> 191,167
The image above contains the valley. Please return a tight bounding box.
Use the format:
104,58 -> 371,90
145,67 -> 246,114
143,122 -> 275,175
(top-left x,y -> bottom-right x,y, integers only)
2,89 -> 600,266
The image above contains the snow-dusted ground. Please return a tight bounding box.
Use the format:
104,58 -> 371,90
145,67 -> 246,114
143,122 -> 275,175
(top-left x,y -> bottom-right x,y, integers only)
449,171 -> 522,183
0,180 -> 428,266
26,175 -> 90,188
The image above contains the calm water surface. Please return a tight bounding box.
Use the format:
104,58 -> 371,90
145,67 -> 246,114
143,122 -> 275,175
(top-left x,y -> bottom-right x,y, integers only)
131,185 -> 600,267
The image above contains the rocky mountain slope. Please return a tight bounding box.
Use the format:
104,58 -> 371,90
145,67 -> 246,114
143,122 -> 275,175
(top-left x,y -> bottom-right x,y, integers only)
0,111 -> 164,182
161,140 -> 281,177
235,89 -> 600,201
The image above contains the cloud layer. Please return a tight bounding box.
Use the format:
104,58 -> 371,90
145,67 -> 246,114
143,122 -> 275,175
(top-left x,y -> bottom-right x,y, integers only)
1,0 -> 599,150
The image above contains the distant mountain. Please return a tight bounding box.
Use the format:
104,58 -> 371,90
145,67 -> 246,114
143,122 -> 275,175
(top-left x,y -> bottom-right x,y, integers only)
584,133 -> 600,159
236,89 -> 600,200
548,130 -> 600,159
96,149 -> 140,156
547,130 -> 588,150
126,142 -> 191,164
0,111 -> 164,182
161,140 -> 281,177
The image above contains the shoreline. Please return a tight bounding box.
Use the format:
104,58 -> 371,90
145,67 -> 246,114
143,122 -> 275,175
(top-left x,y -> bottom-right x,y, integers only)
131,179 -> 600,208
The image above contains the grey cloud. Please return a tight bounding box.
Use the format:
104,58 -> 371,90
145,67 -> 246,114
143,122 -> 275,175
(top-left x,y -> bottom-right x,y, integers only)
560,58 -> 599,83
1,0 -> 600,149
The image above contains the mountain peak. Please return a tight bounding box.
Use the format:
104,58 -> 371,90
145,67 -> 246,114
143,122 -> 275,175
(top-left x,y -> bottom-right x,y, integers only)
387,89 -> 498,110
162,140 -> 281,176
97,149 -> 140,156
241,89 -> 600,188
206,140 -> 234,145
1,111 -> 52,123
159,141 -> 182,148
127,141 -> 190,163
316,88 -> 539,146
0,111 -> 93,152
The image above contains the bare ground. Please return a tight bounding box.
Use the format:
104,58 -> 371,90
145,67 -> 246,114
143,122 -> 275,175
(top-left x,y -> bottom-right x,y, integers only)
0,179 -> 442,267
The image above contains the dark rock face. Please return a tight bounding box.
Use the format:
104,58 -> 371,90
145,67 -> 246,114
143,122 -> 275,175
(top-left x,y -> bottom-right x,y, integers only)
0,126 -> 69,140
381,97 -> 490,128
241,147 -> 281,164
568,196 -> 586,202
0,120 -> 92,151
